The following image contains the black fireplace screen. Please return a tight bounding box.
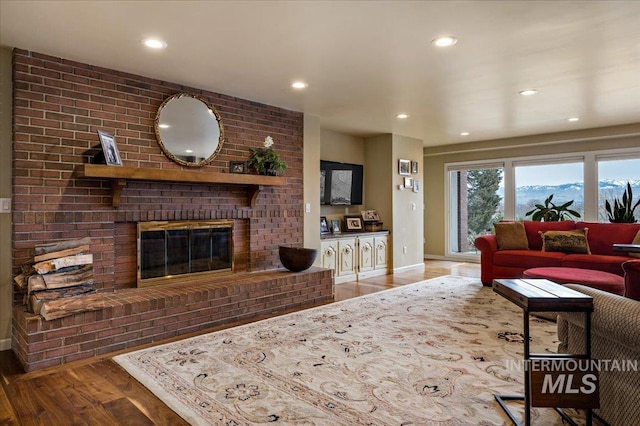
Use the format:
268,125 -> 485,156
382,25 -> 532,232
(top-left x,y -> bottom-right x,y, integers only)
138,221 -> 233,286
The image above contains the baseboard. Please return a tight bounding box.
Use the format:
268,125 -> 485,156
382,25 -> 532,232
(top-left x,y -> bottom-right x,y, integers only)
393,262 -> 426,273
0,337 -> 11,351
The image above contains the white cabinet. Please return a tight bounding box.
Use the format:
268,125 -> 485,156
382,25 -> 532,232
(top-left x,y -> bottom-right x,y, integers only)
374,235 -> 388,271
321,232 -> 389,284
337,238 -> 357,282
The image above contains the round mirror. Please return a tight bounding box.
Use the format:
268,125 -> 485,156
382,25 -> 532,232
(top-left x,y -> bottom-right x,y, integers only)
154,93 -> 225,167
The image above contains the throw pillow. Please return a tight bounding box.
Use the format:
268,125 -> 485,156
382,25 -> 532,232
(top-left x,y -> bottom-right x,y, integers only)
630,229 -> 640,259
540,228 -> 591,254
494,222 -> 529,250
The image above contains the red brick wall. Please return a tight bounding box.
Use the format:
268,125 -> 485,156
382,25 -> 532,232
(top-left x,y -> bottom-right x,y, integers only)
12,49 -> 304,298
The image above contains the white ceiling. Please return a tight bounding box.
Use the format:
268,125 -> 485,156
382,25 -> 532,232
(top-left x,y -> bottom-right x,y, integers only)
1,1 -> 639,147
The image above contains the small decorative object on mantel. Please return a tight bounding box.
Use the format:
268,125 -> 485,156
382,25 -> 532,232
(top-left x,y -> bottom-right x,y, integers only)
248,136 -> 287,176
97,130 -> 122,166
229,161 -> 247,174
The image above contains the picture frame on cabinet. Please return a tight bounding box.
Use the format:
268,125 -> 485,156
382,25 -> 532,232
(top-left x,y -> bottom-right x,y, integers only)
331,219 -> 341,234
399,159 -> 411,176
361,210 -> 380,222
344,215 -> 363,231
320,216 -> 331,235
97,130 -> 122,166
411,161 -> 418,174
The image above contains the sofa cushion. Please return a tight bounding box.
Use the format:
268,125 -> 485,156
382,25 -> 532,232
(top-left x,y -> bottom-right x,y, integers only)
540,228 -> 590,254
523,221 -> 575,251
562,254 -> 629,276
629,230 -> 640,259
494,222 -> 528,250
575,221 -> 640,256
494,250 -> 565,269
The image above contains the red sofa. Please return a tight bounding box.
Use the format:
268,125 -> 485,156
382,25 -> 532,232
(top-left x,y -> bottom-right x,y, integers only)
474,221 -> 640,286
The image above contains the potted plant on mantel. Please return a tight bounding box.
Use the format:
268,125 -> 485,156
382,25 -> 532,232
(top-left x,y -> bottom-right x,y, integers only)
525,194 -> 582,221
248,136 -> 287,176
605,182 -> 640,223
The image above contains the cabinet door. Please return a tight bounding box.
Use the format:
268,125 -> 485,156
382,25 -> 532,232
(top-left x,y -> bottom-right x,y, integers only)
337,238 -> 357,278
374,236 -> 388,270
320,240 -> 338,275
358,236 -> 375,273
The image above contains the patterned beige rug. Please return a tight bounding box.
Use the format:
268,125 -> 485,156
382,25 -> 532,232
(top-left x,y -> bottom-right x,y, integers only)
113,276 -> 586,425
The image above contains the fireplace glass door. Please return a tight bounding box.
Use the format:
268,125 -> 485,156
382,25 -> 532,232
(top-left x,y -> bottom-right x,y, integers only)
138,221 -> 233,286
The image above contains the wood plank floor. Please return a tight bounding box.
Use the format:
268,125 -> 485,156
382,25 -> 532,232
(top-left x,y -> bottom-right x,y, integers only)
0,260 -> 480,425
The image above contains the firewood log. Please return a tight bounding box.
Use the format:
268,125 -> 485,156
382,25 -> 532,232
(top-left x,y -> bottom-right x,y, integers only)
28,274 -> 47,293
40,293 -> 105,321
33,254 -> 93,274
42,265 -> 94,289
29,285 -> 97,315
33,245 -> 90,263
34,237 -> 91,255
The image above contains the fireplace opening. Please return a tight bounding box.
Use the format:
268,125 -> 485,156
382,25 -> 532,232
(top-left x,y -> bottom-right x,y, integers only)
137,220 -> 233,287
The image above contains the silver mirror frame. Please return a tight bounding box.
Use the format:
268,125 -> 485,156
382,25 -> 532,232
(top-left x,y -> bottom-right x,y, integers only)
154,93 -> 225,167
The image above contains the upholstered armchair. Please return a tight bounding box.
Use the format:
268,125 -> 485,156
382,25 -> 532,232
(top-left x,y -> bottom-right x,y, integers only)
623,259 -> 640,300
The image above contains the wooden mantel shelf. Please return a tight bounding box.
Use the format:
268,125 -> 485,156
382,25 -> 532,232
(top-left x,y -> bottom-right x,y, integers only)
81,164 -> 286,208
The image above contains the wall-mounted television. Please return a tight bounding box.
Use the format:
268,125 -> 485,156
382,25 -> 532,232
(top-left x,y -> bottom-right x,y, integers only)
320,160 -> 364,206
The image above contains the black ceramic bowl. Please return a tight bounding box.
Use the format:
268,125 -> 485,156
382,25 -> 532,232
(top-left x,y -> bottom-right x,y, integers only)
278,246 -> 318,272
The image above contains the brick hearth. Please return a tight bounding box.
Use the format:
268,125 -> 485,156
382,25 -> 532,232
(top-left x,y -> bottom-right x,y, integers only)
13,268 -> 333,372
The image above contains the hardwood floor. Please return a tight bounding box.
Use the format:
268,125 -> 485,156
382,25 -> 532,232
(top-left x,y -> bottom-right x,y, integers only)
0,260 -> 480,425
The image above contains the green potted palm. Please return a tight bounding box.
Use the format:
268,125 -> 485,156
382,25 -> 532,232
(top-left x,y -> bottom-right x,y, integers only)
525,194 -> 581,221
248,136 -> 287,176
605,182 -> 639,223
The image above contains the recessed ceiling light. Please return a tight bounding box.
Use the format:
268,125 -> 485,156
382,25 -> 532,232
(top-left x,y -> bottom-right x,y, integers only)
519,89 -> 538,96
396,113 -> 409,119
568,117 -> 580,122
158,123 -> 170,129
460,132 -> 470,136
142,38 -> 167,49
291,81 -> 308,89
432,36 -> 458,47
185,149 -> 193,153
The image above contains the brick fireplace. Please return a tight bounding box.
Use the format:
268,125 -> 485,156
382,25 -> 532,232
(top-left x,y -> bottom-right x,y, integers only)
11,49 -> 332,371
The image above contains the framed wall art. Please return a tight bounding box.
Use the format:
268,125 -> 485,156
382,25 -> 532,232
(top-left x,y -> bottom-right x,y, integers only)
399,159 -> 410,176
413,179 -> 420,193
97,130 -> 122,166
411,161 -> 418,174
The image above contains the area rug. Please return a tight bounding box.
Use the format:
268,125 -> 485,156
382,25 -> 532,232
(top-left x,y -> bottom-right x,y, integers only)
113,276 -> 582,425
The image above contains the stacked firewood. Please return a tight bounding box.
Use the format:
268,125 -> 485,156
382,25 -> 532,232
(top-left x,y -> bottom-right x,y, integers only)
13,237 -> 104,320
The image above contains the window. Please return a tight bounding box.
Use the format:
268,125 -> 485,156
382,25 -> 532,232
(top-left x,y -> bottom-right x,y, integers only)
448,165 -> 504,254
445,149 -> 640,259
598,157 -> 640,222
515,161 -> 584,221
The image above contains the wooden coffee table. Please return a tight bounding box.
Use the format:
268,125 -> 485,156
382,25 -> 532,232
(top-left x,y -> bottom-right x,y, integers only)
493,278 -> 596,426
